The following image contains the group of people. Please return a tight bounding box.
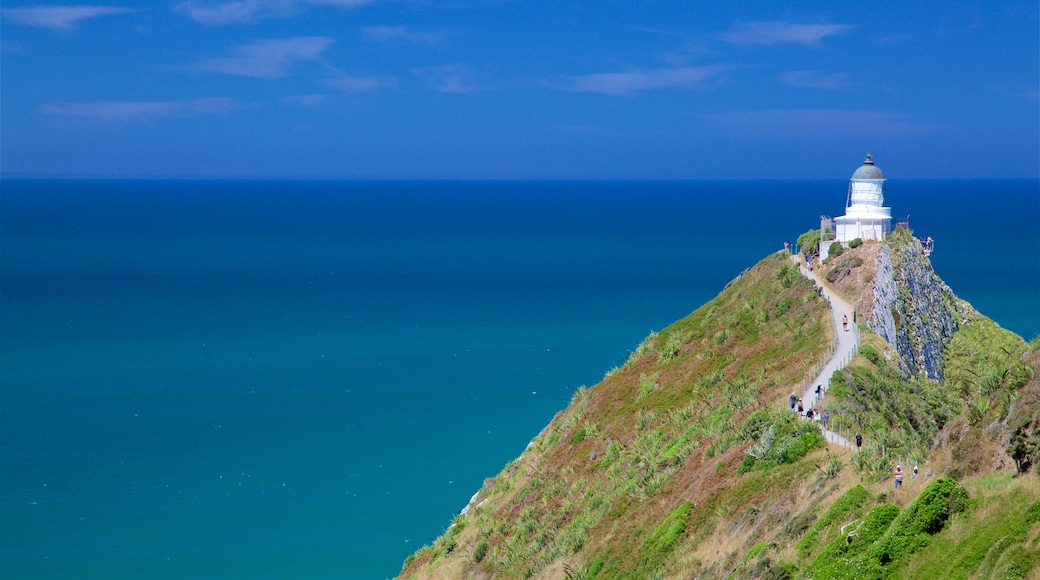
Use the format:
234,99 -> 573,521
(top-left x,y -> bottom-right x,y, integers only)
893,465 -> 920,489
787,392 -> 924,490
789,392 -> 829,427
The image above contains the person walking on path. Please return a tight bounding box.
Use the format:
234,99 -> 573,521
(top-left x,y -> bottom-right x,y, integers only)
842,314 -> 849,332
894,465 -> 904,489
790,392 -> 797,410
786,253 -> 857,450
855,433 -> 863,449
815,384 -> 822,402
822,411 -> 830,429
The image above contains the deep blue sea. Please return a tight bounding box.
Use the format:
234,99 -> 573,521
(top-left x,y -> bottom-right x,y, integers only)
2,180 -> 1037,578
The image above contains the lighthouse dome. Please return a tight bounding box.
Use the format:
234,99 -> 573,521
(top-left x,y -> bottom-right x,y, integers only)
851,153 -> 886,180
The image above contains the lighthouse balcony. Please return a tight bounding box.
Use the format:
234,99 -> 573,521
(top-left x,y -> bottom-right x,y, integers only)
844,205 -> 892,218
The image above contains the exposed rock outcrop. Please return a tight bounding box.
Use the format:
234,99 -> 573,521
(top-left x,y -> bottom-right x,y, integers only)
869,237 -> 960,380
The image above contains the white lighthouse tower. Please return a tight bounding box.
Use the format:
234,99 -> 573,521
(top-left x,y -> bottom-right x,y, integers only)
833,153 -> 892,245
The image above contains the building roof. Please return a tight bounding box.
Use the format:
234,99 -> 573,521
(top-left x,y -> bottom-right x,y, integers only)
851,153 -> 886,180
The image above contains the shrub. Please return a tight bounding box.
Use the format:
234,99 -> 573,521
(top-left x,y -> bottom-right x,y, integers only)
796,485 -> 870,557
857,504 -> 900,545
824,457 -> 844,479
740,414 -> 825,473
763,562 -> 797,580
774,297 -> 791,318
776,263 -> 799,288
869,478 -> 958,567
641,501 -> 694,567
659,331 -> 686,363
828,241 -> 845,259
798,229 -> 821,260
859,344 -> 883,366
473,540 -> 488,563
948,485 -> 969,515
849,238 -> 863,248
784,512 -> 817,538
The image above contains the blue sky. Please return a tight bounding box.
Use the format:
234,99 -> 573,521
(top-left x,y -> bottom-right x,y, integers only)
2,1 -> 1037,178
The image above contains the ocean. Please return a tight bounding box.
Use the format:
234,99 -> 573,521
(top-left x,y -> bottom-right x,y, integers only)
1,179 -> 1037,578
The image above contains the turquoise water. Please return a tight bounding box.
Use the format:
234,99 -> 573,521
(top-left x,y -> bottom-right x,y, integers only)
1,180 -> 1037,578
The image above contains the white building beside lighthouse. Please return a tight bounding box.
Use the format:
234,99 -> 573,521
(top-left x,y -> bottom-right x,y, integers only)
834,153 -> 892,243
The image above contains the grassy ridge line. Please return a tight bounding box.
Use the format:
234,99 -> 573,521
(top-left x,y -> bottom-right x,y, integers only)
398,252 -> 832,578
398,243 -> 1040,580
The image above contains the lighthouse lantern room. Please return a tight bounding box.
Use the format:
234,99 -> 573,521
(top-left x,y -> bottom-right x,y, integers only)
823,153 -> 893,259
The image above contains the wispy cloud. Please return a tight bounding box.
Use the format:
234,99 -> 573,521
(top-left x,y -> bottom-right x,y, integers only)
2,5 -> 136,30
706,109 -> 938,139
39,97 -> 236,121
178,0 -> 372,25
279,94 -> 331,107
550,65 -> 728,95
323,71 -> 397,92
191,37 -> 333,78
718,21 -> 854,47
362,25 -> 443,46
413,64 -> 483,93
990,82 -> 1040,102
778,70 -> 849,90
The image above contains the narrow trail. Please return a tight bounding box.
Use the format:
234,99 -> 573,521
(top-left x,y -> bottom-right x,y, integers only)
789,253 -> 859,450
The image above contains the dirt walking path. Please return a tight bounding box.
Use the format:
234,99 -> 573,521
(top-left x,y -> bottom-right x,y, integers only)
789,253 -> 859,449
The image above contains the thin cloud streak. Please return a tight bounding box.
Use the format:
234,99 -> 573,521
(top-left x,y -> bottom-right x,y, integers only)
323,72 -> 397,92
778,70 -> 849,90
39,98 -> 236,121
2,5 -> 135,30
279,94 -> 331,107
362,25 -> 443,45
718,21 -> 854,47
990,82 -> 1040,102
192,37 -> 333,78
551,65 -> 728,95
413,64 -> 483,93
179,0 -> 372,24
707,109 -> 938,139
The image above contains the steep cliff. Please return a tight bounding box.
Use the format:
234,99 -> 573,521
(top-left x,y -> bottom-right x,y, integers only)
868,231 -> 961,380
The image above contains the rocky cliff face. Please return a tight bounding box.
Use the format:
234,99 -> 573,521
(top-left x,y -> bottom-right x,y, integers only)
869,237 -> 960,380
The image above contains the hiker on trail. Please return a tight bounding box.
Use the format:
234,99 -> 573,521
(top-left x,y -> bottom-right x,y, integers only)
813,408 -> 820,422
822,411 -> 830,429
815,384 -> 822,402
805,408 -> 814,420
855,433 -> 863,448
842,314 -> 849,332
797,400 -> 804,414
912,465 -> 919,479
894,465 -> 904,489
789,392 -> 797,410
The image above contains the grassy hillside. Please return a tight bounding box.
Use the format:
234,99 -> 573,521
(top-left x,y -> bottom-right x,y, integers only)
398,247 -> 1039,579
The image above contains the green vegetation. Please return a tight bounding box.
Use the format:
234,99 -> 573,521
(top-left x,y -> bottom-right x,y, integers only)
738,411 -> 825,474
795,484 -> 871,559
907,480 -> 1040,579
801,479 -> 965,578
635,501 -> 694,574
798,228 -> 821,261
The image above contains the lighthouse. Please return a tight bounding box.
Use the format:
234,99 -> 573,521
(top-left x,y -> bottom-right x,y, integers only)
834,153 -> 892,243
